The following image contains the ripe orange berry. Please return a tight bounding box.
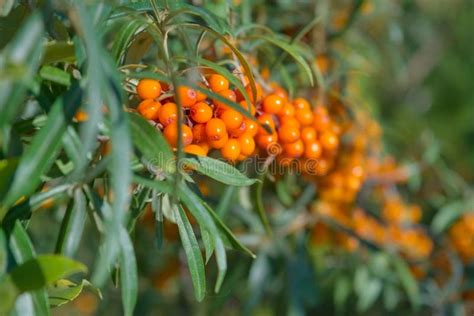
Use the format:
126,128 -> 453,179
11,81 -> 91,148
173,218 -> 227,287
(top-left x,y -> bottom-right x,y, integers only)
137,79 -> 161,100
220,109 -> 243,130
176,85 -> 197,107
279,116 -> 301,128
239,100 -> 256,115
293,98 -> 311,111
244,119 -> 258,137
237,83 -> 263,103
213,89 -> 237,110
301,127 -> 317,143
158,102 -> 178,126
229,121 -> 247,138
256,133 -> 279,151
304,141 -> 322,159
74,109 -> 88,122
313,111 -> 331,132
199,142 -> 210,155
184,144 -> 206,156
278,124 -> 301,143
262,94 -> 284,114
209,133 -> 228,149
319,131 -> 339,151
283,140 -> 304,158
209,74 -> 229,92
238,134 -> 255,156
192,124 -> 207,143
270,83 -> 288,100
190,102 -> 213,123
196,84 -> 208,102
278,102 -> 295,117
163,123 -> 193,148
221,139 -> 241,161
137,99 -> 162,120
257,113 -> 276,135
295,108 -> 314,126
205,118 -> 227,140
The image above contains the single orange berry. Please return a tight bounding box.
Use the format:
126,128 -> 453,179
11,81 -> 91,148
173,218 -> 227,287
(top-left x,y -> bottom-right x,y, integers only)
229,121 -> 247,138
244,119 -> 258,137
192,124 -> 207,143
137,79 -> 161,100
209,133 -> 228,149
238,134 -> 255,156
163,123 -> 193,148
313,112 -> 331,132
256,133 -> 279,152
301,127 -> 317,143
176,85 -> 197,107
262,94 -> 284,114
257,113 -> 276,135
239,100 -> 256,115
205,118 -> 227,140
221,139 -> 241,161
320,131 -> 339,151
199,142 -> 210,155
137,99 -> 162,120
209,74 -> 229,92
74,109 -> 89,122
304,141 -> 322,159
279,116 -> 301,128
283,140 -> 304,158
278,102 -> 295,117
278,124 -> 301,143
269,83 -> 288,100
220,109 -> 243,130
158,102 -> 178,126
213,89 -> 237,111
293,98 -> 311,111
295,108 -> 314,126
184,144 -> 206,156
190,102 -> 213,123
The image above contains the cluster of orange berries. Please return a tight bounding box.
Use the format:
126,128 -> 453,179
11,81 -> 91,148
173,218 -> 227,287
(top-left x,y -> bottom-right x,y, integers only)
134,74 -> 341,166
449,213 -> 474,262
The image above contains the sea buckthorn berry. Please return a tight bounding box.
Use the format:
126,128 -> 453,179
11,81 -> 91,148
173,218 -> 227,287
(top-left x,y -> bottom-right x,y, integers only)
304,141 -> 322,159
190,102 -> 213,123
229,121 -> 247,138
213,89 -> 237,110
220,109 -> 243,130
192,124 -> 207,143
205,118 -> 227,140
137,79 -> 161,100
278,124 -> 301,143
158,102 -> 178,126
196,84 -> 208,102
257,113 -> 276,135
184,144 -> 206,156
313,112 -> 331,132
74,109 -> 88,122
238,134 -> 256,156
221,139 -> 241,161
270,83 -> 288,100
278,102 -> 295,117
209,74 -> 229,92
279,116 -> 301,128
256,133 -> 279,152
293,98 -> 311,111
163,123 -> 193,148
301,127 -> 317,143
209,133 -> 228,149
239,100 -> 256,115
237,83 -> 263,103
262,94 -> 284,114
244,119 -> 258,137
295,108 -> 314,126
176,85 -> 197,107
283,140 -> 304,158
199,142 -> 210,155
320,131 -> 339,151
137,99 -> 161,120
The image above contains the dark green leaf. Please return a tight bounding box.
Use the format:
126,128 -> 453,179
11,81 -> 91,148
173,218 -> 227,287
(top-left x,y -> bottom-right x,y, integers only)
39,66 -> 71,86
119,228 -> 137,316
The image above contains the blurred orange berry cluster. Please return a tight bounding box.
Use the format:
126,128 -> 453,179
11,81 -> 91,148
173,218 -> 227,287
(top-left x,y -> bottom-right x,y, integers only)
449,213 -> 474,262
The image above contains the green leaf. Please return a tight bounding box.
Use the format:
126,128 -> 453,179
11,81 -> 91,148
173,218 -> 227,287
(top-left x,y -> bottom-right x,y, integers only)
166,4 -> 231,35
253,172 -> 272,235
175,205 -> 206,301
129,112 -> 175,174
431,201 -> 466,234
119,228 -> 137,316
48,279 -> 100,308
393,256 -> 421,308
41,41 -> 76,64
0,228 -> 5,276
111,19 -> 149,64
181,156 -> 256,186
39,66 -> 71,86
0,158 -> 18,201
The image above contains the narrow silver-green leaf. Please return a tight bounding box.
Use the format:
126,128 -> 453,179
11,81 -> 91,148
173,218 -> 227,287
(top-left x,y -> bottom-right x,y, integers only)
119,228 -> 137,316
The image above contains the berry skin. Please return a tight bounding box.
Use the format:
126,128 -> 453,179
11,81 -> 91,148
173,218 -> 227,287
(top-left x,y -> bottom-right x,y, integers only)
192,124 -> 207,143
283,140 -> 304,158
278,102 -> 295,117
221,139 -> 241,161
158,102 -> 178,126
295,108 -> 314,126
279,116 -> 301,129
229,121 -> 247,138
319,131 -> 339,151
270,83 -> 288,100
209,74 -> 229,92
163,123 -> 193,148
184,144 -> 206,156
220,109 -> 243,130
262,94 -> 284,114
278,124 -> 301,143
137,79 -> 161,100
256,133 -> 279,152
137,99 -> 161,120
293,98 -> 311,111
176,85 -> 197,107
209,133 -> 228,149
213,89 -> 237,111
257,113 -> 276,135
196,84 -> 208,102
239,100 -> 256,115
74,109 -> 88,122
238,134 -> 255,156
244,119 -> 258,137
301,127 -> 317,143
199,142 -> 210,155
205,118 -> 227,140
190,102 -> 213,123
304,141 -> 322,159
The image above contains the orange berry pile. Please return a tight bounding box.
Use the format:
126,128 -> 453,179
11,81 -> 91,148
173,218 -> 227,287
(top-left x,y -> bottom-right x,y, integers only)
449,213 -> 474,262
